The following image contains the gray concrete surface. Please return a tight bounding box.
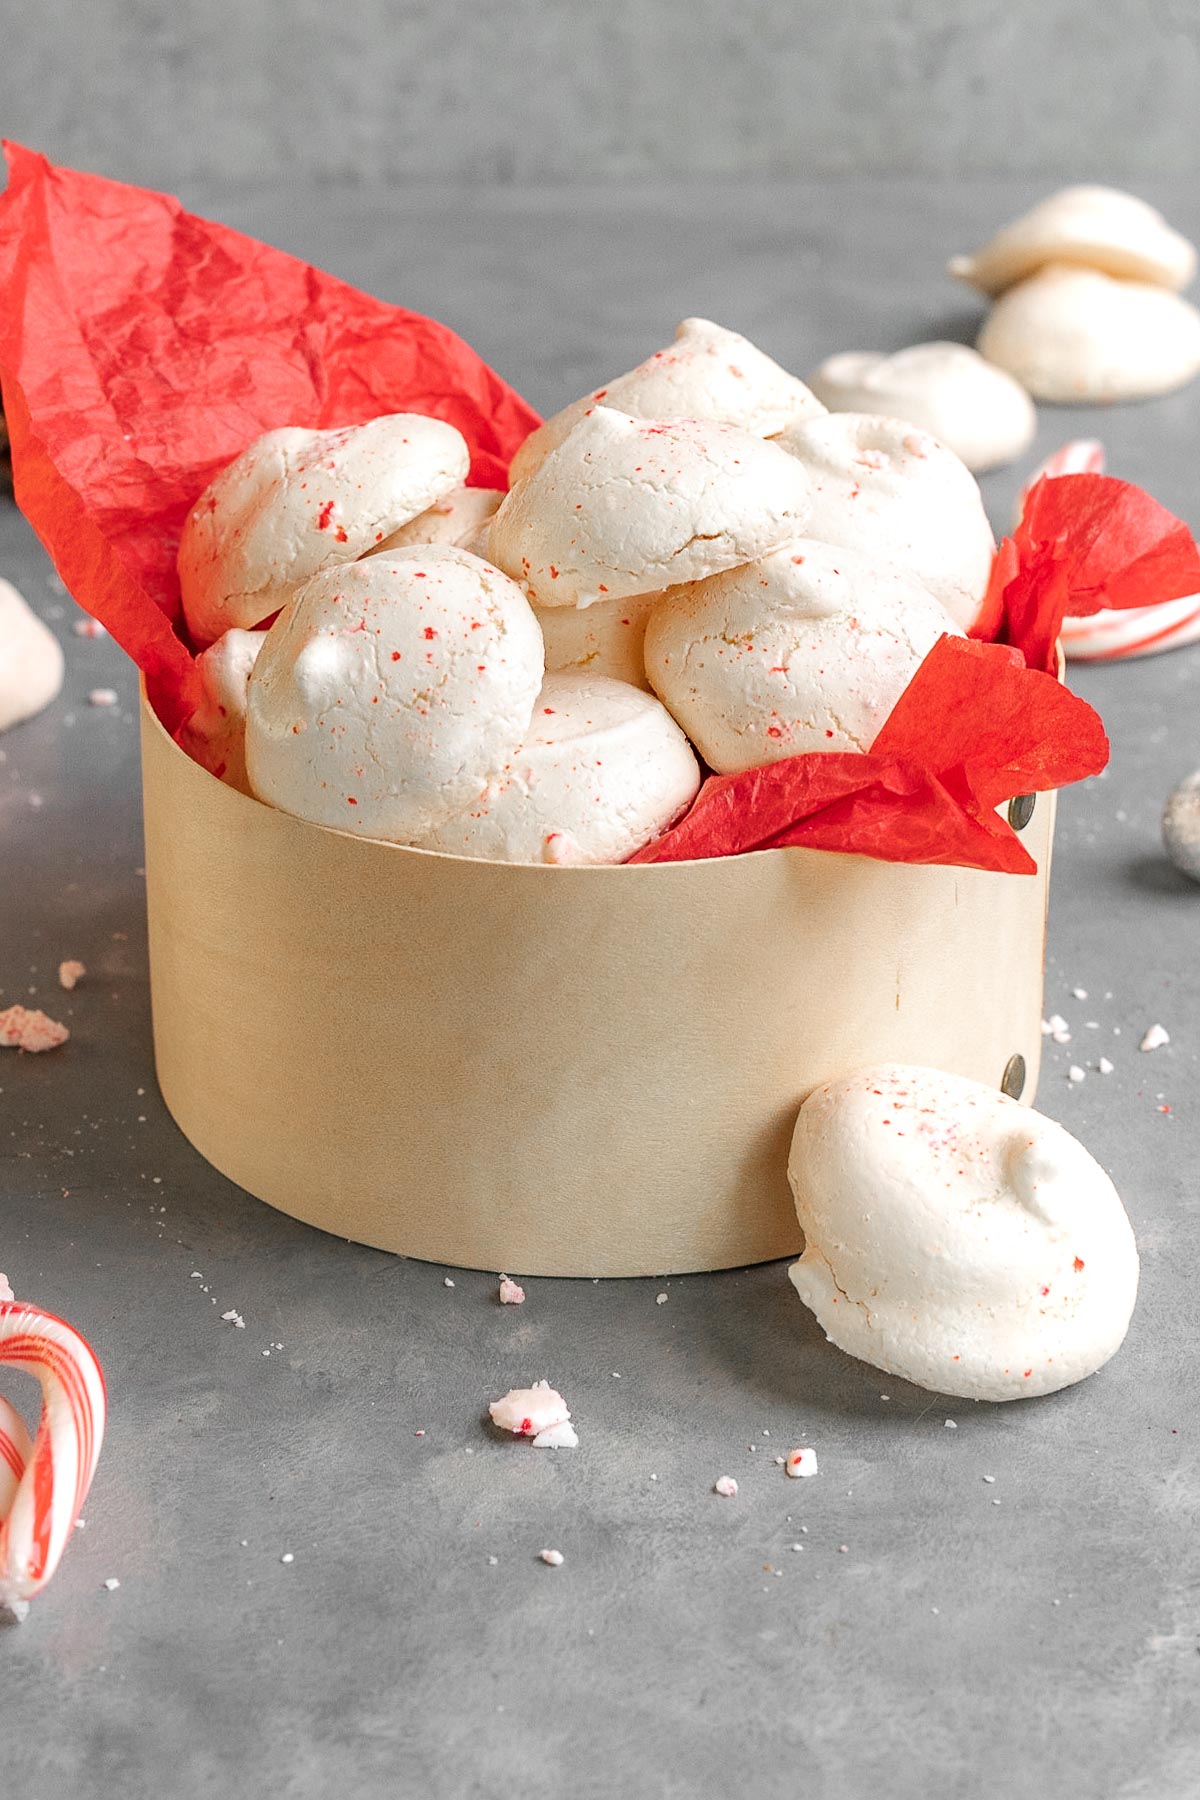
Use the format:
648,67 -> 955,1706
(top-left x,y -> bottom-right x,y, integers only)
3,0 -> 1200,188
1,179 -> 1199,1799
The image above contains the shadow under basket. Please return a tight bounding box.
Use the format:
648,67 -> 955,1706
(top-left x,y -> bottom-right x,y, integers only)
140,687 -> 1055,1278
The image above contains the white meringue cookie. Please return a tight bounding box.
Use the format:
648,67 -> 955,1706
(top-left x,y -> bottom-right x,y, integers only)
644,538 -> 960,772
366,486 -> 504,557
509,317 -> 824,485
807,343 -> 1036,474
977,264 -> 1200,403
489,406 -> 812,611
788,1064 -> 1139,1402
244,547 -> 544,843
179,415 -> 470,646
178,628 -> 266,794
950,185 -> 1197,297
774,414 -> 995,631
418,672 -> 699,865
535,592 -> 657,691
0,578 -> 64,733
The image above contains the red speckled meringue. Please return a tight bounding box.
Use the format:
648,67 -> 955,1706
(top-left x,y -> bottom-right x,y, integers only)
788,1064 -> 1139,1402
645,538 -> 960,772
535,592 -> 658,691
508,317 -> 824,485
489,406 -> 812,611
179,415 -> 470,646
950,185 -> 1197,296
244,547 -> 543,844
366,485 -> 504,557
419,671 -> 699,865
774,413 -> 995,631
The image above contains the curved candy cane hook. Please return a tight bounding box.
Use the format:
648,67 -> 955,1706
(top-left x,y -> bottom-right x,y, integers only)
0,1301 -> 107,1613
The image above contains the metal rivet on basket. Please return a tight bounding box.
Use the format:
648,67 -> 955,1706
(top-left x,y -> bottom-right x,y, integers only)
1001,1054 -> 1026,1101
1007,793 -> 1036,832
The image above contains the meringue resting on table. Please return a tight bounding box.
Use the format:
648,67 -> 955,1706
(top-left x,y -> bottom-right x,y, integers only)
788,1063 -> 1139,1401
177,316 -> 1005,863
0,577 -> 64,734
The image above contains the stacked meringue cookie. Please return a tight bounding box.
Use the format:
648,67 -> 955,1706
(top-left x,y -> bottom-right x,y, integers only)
178,318 -> 999,860
952,186 -> 1200,404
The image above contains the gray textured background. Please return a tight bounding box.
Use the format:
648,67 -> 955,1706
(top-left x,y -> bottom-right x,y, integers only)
4,0 -> 1200,188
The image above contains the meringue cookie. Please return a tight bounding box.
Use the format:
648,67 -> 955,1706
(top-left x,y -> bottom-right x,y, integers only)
950,185 -> 1197,296
418,672 -> 699,865
807,343 -> 1036,474
644,538 -> 960,771
1163,768 -> 1200,883
489,406 -> 812,611
977,264 -> 1200,403
509,317 -> 824,484
0,579 -> 64,733
774,414 -> 995,631
179,415 -> 470,646
244,547 -> 544,843
535,592 -> 657,691
788,1063 -> 1139,1402
178,628 -> 265,793
366,486 -> 504,557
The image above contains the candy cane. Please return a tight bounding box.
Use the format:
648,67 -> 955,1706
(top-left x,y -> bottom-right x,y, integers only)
1017,441 -> 1200,661
0,1301 -> 106,1612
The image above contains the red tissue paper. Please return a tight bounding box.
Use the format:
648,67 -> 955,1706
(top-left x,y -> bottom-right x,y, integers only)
0,147 -> 1194,873
0,144 -> 540,730
632,636 -> 1108,873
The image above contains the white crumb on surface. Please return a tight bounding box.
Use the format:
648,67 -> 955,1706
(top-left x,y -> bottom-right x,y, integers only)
1068,1065 -> 1086,1083
443,1277 -> 455,1288
714,1476 -> 739,1497
73,618 -> 107,638
498,1275 -> 525,1305
88,688 -> 119,707
656,1292 -> 668,1305
539,1549 -> 564,1567
944,1419 -> 958,1429
983,1475 -> 996,1484
221,1309 -> 245,1328
785,1447 -> 819,1478
103,1578 -> 120,1591
1099,1057 -> 1115,1075
58,959 -> 86,990
280,1553 -> 294,1564
1140,1024 -> 1170,1051
532,1421 -> 579,1449
1071,987 -> 1088,1000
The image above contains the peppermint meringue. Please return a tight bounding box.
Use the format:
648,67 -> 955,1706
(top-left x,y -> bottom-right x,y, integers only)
489,406 -> 812,610
644,538 -> 959,771
950,185 -> 1197,297
244,547 -> 544,843
807,343 -> 1035,473
787,1064 -> 1139,1402
418,672 -> 699,864
179,415 -> 470,646
535,592 -> 657,690
367,485 -> 504,557
978,264 -> 1200,403
178,628 -> 266,794
0,578 -> 64,733
508,317 -> 824,484
774,414 -> 995,631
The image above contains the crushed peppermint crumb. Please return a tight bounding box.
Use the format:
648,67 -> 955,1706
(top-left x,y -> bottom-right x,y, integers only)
103,1577 -> 120,1591
532,1420 -> 579,1449
0,1005 -> 69,1052
1140,1024 -> 1170,1052
838,1545 -> 849,1554
498,1275 -> 525,1305
1098,1057 -> 1115,1075
539,1549 -> 564,1567
88,688 -> 119,707
1068,1065 -> 1086,1083
58,959 -> 86,990
714,1476 -> 738,1498
489,1380 -> 570,1437
785,1447 -> 818,1478
73,618 -> 107,638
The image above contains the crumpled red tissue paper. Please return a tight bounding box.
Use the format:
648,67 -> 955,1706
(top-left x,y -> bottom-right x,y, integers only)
0,146 -> 1196,872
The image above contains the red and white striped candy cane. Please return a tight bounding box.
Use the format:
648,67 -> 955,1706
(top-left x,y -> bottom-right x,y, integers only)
1017,441 -> 1200,661
0,1301 -> 106,1612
